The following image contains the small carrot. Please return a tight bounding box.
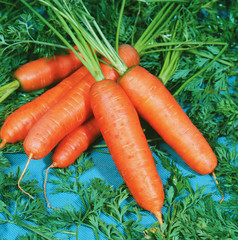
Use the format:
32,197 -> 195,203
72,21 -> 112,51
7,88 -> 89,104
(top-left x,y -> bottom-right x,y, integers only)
0,66 -> 89,149
0,46 -> 83,103
52,117 -> 100,168
44,117 -> 100,208
118,66 -> 217,175
90,80 -> 164,226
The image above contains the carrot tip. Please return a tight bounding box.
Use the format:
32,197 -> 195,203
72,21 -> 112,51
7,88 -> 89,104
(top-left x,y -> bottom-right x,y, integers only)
154,211 -> 163,227
44,163 -> 58,210
212,171 -> 225,204
0,139 -> 7,149
18,153 -> 34,199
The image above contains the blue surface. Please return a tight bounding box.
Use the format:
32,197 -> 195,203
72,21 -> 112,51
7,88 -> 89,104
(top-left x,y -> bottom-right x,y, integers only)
0,137 -> 223,239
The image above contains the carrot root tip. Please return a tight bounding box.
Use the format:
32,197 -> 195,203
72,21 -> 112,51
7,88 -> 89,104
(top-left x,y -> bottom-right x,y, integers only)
18,153 -> 34,199
0,139 -> 7,149
44,163 -> 58,210
154,211 -> 163,227
212,171 -> 225,204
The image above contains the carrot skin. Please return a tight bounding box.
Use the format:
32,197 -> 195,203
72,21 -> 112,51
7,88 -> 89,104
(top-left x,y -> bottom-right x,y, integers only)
116,44 -> 140,67
0,66 -> 89,146
118,66 -> 217,175
23,73 -> 95,159
52,117 -> 100,168
90,80 -> 164,220
51,44 -> 140,167
23,45 -> 140,160
14,46 -> 83,91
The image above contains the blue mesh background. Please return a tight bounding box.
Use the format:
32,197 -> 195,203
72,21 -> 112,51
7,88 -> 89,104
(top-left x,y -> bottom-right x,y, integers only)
0,136 -> 224,239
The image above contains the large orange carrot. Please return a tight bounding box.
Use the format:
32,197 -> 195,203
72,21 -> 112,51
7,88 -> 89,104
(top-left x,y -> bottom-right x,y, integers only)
0,46 -> 83,103
23,44 -> 139,160
23,72 -> 94,160
118,66 -> 217,175
0,66 -> 89,149
90,79 -> 164,226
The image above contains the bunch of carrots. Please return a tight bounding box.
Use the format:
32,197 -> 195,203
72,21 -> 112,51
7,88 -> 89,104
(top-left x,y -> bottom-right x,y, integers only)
0,0 -> 222,228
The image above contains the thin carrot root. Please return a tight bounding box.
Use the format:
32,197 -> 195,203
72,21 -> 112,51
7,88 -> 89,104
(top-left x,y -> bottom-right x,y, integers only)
212,171 -> 224,204
44,162 -> 58,210
0,139 -> 7,149
18,153 -> 34,199
154,210 -> 163,227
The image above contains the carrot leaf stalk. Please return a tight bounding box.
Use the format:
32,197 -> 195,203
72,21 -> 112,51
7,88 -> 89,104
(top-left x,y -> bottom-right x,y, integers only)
173,43 -> 228,96
0,80 -> 20,103
133,2 -> 181,56
115,0 -> 126,53
20,0 -> 103,82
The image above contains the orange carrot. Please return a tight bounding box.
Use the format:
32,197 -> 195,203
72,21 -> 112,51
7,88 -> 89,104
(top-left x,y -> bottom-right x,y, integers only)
90,79 -> 164,226
23,72 -> 95,160
0,44 -> 137,150
0,66 -> 89,149
0,46 -> 83,103
18,44 -> 139,200
44,117 -> 100,208
52,117 -> 100,168
14,46 -> 83,91
23,44 -> 139,160
118,66 -> 217,175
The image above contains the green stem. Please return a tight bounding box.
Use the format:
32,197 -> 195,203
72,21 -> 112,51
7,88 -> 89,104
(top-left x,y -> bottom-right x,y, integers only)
143,41 -> 228,51
0,80 -> 20,103
78,1 -> 128,75
2,39 -> 70,52
131,2 -> 141,46
173,44 -> 228,96
20,0 -> 103,81
19,0 -> 83,62
188,49 -> 234,67
134,3 -> 181,55
115,0 -> 126,52
134,2 -> 171,53
159,19 -> 182,84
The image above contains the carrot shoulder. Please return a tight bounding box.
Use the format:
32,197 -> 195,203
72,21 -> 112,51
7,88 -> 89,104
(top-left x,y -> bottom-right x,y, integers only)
90,80 -> 164,225
118,66 -> 217,175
